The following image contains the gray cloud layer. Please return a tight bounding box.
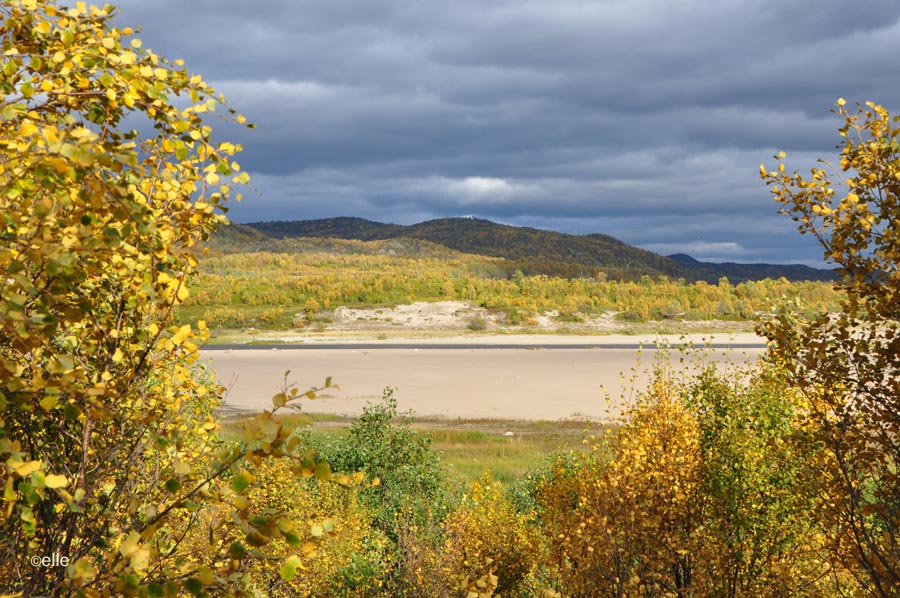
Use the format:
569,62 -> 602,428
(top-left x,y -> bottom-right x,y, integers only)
112,0 -> 900,265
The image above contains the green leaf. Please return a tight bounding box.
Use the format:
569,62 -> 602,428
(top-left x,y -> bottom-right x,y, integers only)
279,554 -> 301,581
3,59 -> 18,78
0,103 -> 25,120
230,470 -> 252,493
184,577 -> 203,595
314,461 -> 331,481
228,541 -> 246,559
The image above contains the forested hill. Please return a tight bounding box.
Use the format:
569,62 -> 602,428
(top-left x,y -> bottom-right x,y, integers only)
225,217 -> 836,283
240,217 -> 684,280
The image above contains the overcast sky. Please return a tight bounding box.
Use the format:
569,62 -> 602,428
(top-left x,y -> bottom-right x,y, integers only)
111,0 -> 900,266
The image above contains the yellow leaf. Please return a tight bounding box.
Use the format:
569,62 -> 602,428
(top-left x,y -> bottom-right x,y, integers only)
197,565 -> 215,584
70,558 -> 95,582
118,531 -> 141,557
130,548 -> 149,572
19,122 -> 38,137
12,460 -> 42,477
45,474 -> 68,489
171,324 -> 191,346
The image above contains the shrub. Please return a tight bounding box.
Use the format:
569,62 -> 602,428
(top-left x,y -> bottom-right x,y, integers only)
237,457 -> 391,597
297,389 -> 451,535
534,362 -> 844,597
467,314 -> 488,331
762,100 -> 900,594
535,374 -> 704,597
440,474 -> 542,597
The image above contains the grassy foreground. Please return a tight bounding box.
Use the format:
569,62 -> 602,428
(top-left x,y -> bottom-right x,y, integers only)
223,411 -> 606,485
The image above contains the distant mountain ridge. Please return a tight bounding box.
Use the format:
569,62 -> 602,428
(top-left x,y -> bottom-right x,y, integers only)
222,217 -> 836,283
665,253 -> 837,285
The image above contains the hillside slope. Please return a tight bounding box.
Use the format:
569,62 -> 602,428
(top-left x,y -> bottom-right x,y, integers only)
245,217 -> 684,279
229,217 -> 836,283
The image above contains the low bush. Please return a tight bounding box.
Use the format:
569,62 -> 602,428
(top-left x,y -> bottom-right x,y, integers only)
300,389 -> 452,534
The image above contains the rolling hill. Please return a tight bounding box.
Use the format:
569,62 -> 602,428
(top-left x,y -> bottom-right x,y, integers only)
212,217 -> 836,283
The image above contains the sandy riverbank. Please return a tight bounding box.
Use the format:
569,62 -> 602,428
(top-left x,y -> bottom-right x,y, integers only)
203,333 -> 766,420
204,301 -> 758,345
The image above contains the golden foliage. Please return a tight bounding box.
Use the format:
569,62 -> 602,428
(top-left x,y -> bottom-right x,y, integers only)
538,374 -> 704,597
441,475 -> 541,597
0,1 -> 330,595
235,457 -> 390,597
761,99 -> 900,595
536,362 -> 848,597
178,248 -> 843,328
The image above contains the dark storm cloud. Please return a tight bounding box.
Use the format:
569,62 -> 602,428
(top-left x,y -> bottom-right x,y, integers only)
110,0 -> 900,265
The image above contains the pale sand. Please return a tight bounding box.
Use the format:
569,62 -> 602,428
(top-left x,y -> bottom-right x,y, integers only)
240,300 -> 756,340
203,334 -> 766,421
